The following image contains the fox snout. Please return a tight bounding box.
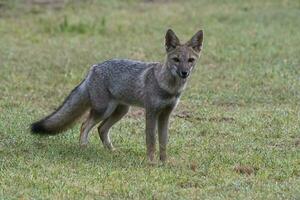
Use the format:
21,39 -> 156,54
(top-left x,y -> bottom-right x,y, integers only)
177,69 -> 190,79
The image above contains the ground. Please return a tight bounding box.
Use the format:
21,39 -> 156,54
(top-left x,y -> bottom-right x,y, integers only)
0,0 -> 299,199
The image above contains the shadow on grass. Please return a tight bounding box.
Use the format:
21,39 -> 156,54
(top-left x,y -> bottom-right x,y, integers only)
2,126 -> 182,170
11,134 -> 148,169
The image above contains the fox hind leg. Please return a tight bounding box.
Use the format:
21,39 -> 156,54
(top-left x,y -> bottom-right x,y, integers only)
80,101 -> 118,146
98,104 -> 129,150
80,110 -> 102,147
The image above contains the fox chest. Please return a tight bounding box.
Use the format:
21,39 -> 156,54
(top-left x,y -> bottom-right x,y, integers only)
153,95 -> 180,111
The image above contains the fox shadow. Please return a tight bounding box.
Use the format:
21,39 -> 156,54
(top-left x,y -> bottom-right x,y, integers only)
28,134 -> 148,169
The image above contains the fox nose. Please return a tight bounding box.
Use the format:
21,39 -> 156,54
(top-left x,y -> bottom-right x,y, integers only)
179,71 -> 189,78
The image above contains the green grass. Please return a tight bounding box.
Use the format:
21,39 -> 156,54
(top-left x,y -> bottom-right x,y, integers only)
0,0 -> 300,199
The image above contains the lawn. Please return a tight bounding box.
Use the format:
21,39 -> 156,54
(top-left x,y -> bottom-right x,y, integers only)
0,0 -> 299,199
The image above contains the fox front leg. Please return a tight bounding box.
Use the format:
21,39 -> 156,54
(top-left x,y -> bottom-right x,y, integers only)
158,108 -> 172,162
145,110 -> 158,163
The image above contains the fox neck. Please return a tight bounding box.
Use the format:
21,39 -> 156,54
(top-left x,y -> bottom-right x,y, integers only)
155,61 -> 187,96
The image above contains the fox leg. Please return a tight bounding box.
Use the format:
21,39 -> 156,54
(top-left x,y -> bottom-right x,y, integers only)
145,109 -> 158,163
98,105 -> 129,150
158,108 -> 172,162
80,101 -> 118,146
80,110 -> 101,147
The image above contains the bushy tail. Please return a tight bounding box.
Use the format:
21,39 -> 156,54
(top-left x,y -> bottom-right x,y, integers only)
31,81 -> 90,135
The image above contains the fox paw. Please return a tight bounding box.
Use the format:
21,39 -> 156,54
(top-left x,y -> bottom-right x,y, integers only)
80,142 -> 88,148
103,143 -> 115,151
147,159 -> 157,166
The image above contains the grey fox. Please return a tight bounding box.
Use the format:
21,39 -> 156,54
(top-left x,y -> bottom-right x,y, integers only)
31,29 -> 204,162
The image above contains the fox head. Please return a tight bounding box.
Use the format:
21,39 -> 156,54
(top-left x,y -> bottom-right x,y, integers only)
165,29 -> 203,79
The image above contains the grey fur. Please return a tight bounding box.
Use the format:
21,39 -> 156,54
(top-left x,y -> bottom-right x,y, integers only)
31,29 -> 204,162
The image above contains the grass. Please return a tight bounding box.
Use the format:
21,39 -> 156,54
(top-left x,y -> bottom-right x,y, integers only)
0,0 -> 300,199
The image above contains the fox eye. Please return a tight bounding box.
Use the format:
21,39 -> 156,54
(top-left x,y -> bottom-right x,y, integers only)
172,57 -> 180,63
188,58 -> 195,63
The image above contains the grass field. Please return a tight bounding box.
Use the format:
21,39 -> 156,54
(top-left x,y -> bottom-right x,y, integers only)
0,0 -> 300,199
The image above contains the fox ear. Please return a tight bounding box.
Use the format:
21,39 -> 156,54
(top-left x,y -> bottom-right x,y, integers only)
187,30 -> 203,53
165,29 -> 180,52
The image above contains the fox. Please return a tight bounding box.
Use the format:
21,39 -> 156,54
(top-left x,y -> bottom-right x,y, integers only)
31,29 -> 204,163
